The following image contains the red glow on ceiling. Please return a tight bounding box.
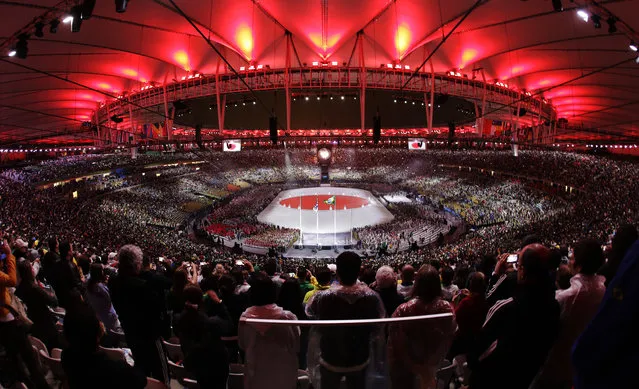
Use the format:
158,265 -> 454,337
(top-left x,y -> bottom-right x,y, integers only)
121,68 -> 138,78
309,33 -> 342,55
96,82 -> 113,91
173,50 -> 192,71
395,23 -> 412,59
235,24 -> 254,60
460,48 -> 479,69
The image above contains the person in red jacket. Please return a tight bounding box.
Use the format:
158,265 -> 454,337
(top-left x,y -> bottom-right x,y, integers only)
449,272 -> 489,358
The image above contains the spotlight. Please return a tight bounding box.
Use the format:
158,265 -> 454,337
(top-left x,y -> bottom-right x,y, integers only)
115,0 -> 128,13
50,19 -> 60,33
8,48 -> 16,57
62,16 -> 73,24
82,0 -> 96,19
552,0 -> 562,12
34,22 -> 45,37
317,147 -> 331,161
70,6 -> 82,32
607,17 -> 617,33
630,42 -> 638,52
591,14 -> 601,28
576,10 -> 589,22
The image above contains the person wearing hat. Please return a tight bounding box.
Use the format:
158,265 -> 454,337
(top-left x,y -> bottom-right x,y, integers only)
12,238 -> 28,261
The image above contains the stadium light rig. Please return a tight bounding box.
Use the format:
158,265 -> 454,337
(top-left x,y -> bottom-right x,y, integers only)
577,10 -> 589,23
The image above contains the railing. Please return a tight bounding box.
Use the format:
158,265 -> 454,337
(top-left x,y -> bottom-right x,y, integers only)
98,67 -> 555,127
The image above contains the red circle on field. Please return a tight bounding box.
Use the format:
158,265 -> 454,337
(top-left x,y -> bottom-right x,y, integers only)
280,195 -> 369,210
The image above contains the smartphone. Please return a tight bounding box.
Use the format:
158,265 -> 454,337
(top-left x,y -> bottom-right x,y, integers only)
235,260 -> 244,266
507,254 -> 518,263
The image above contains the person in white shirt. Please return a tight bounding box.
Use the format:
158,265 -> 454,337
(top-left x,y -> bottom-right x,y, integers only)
533,238 -> 606,389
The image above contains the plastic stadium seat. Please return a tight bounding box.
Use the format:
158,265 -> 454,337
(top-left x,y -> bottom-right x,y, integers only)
51,348 -> 62,359
110,329 -> 127,347
229,363 -> 244,374
182,378 -> 200,389
15,383 -> 28,389
99,346 -> 130,365
38,349 -> 66,388
167,360 -> 186,381
297,369 -> 310,389
29,335 -> 48,369
227,372 -> 244,389
162,339 -> 184,363
144,377 -> 167,389
436,359 -> 457,389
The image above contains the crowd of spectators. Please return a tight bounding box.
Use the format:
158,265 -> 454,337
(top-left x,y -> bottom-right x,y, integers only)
1,147 -> 639,389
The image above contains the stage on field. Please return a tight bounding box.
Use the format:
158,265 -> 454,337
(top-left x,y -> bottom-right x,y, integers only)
257,187 -> 394,246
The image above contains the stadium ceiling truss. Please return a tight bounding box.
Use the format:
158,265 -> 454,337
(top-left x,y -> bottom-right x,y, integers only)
0,0 -> 638,146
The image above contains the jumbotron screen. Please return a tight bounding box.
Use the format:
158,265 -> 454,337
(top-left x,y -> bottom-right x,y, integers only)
408,138 -> 426,150
223,139 -> 241,152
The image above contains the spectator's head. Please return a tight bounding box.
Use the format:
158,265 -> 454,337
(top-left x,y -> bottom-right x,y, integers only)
297,267 -> 308,281
429,259 -> 441,271
336,251 -> 362,286
315,267 -> 332,286
556,264 -> 572,290
231,267 -> 246,286
610,224 -> 638,262
277,278 -> 302,313
183,284 -> 203,311
117,244 -> 143,276
63,304 -> 103,352
13,239 -> 28,257
173,269 -> 189,292
518,244 -> 552,286
47,237 -> 58,253
467,271 -> 486,295
441,266 -> 455,287
214,263 -> 225,275
218,274 -> 236,297
359,266 -> 376,286
548,248 -> 563,271
201,264 -> 213,279
454,265 -> 470,289
59,241 -> 72,261
375,266 -> 397,289
412,265 -> 442,302
89,263 -> 106,285
250,273 -> 277,306
572,238 -> 605,275
521,234 -> 542,248
263,258 -> 277,276
16,259 -> 35,285
400,265 -> 415,284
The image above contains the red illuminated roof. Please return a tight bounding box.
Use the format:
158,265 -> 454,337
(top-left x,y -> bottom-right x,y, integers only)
1,0 -> 638,144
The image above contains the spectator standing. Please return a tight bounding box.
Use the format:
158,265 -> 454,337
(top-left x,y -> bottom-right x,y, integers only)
449,272 -> 488,358
15,260 -> 62,350
306,252 -> 385,389
572,240 -> 639,389
374,266 -> 405,317
534,239 -> 606,389
174,285 -> 231,389
50,241 -> 84,309
0,237 -> 51,389
468,244 -> 560,389
303,267 -> 332,304
239,274 -> 300,389
388,265 -> 457,389
109,245 -> 169,385
440,266 -> 459,302
397,264 -> 415,300
85,264 -> 121,334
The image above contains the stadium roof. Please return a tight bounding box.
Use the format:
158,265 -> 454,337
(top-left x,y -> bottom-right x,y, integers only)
1,0 -> 638,145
